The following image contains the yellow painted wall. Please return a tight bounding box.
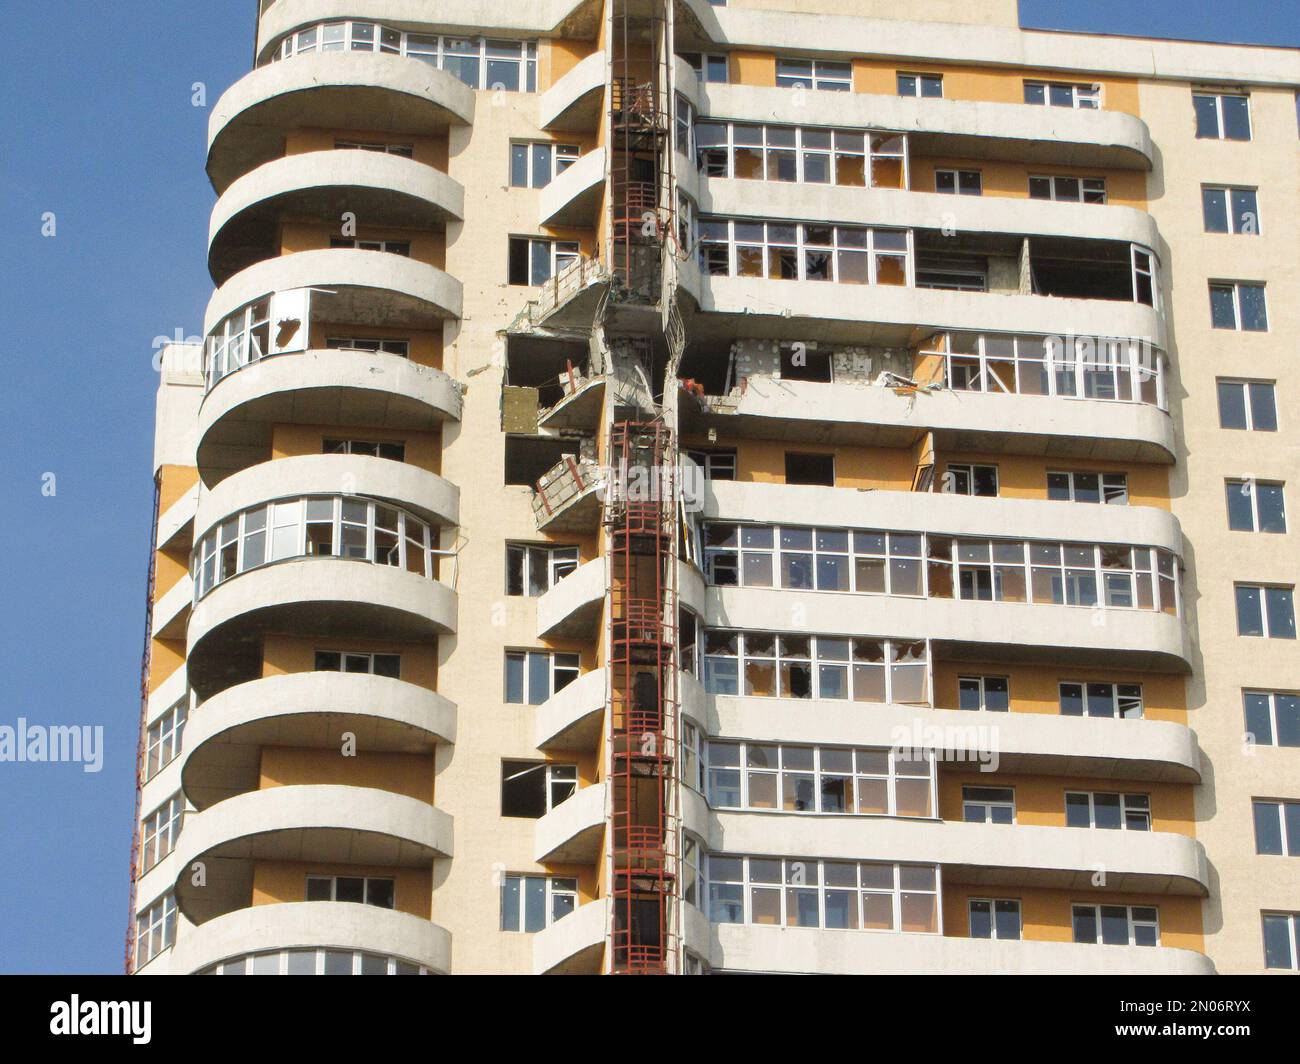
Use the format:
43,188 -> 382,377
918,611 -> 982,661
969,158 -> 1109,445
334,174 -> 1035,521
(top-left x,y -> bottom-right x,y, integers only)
269,423 -> 444,475
147,638 -> 186,694
942,886 -> 1203,949
939,453 -> 1171,509
304,321 -> 443,368
259,746 -> 436,803
261,632 -> 440,691
279,221 -> 446,269
909,155 -> 1147,208
542,37 -> 598,89
938,769 -> 1196,834
932,660 -> 1186,723
252,860 -> 432,918
284,129 -> 450,171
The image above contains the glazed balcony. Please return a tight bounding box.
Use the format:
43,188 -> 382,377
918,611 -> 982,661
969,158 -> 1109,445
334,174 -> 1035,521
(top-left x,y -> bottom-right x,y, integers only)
171,784 -> 453,925
167,901 -> 451,975
180,671 -> 457,810
208,150 -> 463,285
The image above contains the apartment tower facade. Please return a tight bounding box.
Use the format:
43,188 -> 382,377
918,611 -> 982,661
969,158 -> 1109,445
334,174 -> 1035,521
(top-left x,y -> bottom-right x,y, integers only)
129,0 -> 1299,975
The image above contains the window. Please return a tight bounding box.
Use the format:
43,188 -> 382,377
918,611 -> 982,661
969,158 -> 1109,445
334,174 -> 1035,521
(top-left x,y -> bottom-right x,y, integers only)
1059,682 -> 1144,719
501,875 -> 577,931
969,899 -> 1021,940
314,650 -> 400,678
1028,175 -> 1107,204
192,496 -> 437,600
776,57 -> 851,92
1263,913 -> 1300,970
702,631 -> 930,706
1253,800 -> 1300,856
1235,584 -> 1296,639
679,52 -> 728,83
206,297 -> 271,389
695,124 -> 907,189
145,697 -> 188,780
273,25 -> 538,92
706,855 -> 940,932
1202,186 -> 1259,235
1193,92 -> 1251,140
944,463 -> 998,497
958,676 -> 1009,712
509,142 -> 580,188
508,236 -> 580,286
935,168 -> 981,195
1131,246 -> 1157,308
779,343 -> 833,382
1072,904 -> 1159,946
335,139 -> 413,157
325,336 -> 410,356
1217,380 -> 1277,431
687,449 -> 737,482
1226,480 -> 1287,533
135,893 -> 177,967
504,650 -> 579,704
1024,81 -> 1101,109
962,786 -> 1015,824
330,237 -> 410,256
675,95 -> 695,156
203,949 -> 426,975
1244,691 -> 1300,747
1210,281 -> 1268,331
1066,791 -> 1151,831
898,73 -> 943,98
785,452 -> 834,486
1047,471 -> 1129,505
698,218 -> 911,284
140,793 -> 184,872
505,544 -> 579,596
500,761 -> 577,818
306,875 -> 395,908
705,740 -> 936,817
324,438 -> 406,462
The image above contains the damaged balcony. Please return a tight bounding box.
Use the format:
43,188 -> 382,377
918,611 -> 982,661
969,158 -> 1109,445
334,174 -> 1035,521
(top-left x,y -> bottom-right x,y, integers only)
502,334 -> 605,433
504,435 -> 603,533
509,256 -> 610,334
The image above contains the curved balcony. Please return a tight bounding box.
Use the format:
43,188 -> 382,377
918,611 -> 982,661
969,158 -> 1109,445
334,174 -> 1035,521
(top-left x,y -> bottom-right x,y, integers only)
205,248 -> 461,340
256,2 -> 599,66
534,781 -> 607,863
181,671 -> 457,810
172,783 -> 452,925
535,669 -> 605,751
703,924 -> 1214,975
197,349 -> 462,484
678,260 -> 1165,351
700,695 -> 1201,783
195,454 -> 458,533
689,82 -> 1154,171
684,177 -> 1161,252
685,376 -> 1174,464
705,585 -> 1190,673
209,150 -> 464,284
539,49 -> 606,132
169,901 -> 451,975
539,147 -> 605,228
703,481 -> 1183,554
705,809 -> 1209,895
187,558 -> 456,699
538,558 -> 707,640
534,899 -> 606,975
208,54 -> 474,192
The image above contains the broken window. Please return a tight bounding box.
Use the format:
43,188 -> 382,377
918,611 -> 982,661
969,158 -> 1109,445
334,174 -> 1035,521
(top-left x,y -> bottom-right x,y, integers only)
500,760 -> 578,818
784,452 -> 834,486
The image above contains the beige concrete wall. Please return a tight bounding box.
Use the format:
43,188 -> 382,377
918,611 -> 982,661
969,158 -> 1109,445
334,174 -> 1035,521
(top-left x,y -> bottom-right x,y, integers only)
1141,79 -> 1300,975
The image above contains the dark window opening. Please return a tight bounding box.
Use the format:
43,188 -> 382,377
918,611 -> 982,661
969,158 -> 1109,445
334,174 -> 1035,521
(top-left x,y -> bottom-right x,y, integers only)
785,452 -> 835,486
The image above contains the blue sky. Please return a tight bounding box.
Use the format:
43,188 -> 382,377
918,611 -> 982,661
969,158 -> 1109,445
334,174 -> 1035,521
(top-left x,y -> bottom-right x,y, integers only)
0,1 -> 1294,975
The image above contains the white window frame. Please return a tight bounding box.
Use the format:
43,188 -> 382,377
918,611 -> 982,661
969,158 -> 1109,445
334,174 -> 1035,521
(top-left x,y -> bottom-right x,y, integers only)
934,168 -> 981,195
145,696 -> 188,780
969,898 -> 1022,940
140,793 -> 185,872
335,138 -> 414,157
686,449 -> 737,482
694,125 -> 908,190
505,543 -> 580,596
500,874 -> 578,932
1072,903 -> 1160,946
1058,681 -> 1145,719
897,72 -> 943,98
1046,470 -> 1129,505
1263,912 -> 1300,970
1202,184 -> 1260,235
1065,790 -> 1151,831
314,650 -> 401,677
1193,91 -> 1252,141
961,785 -> 1016,824
1252,800 -> 1300,856
775,57 -> 851,92
510,236 -> 580,286
1226,479 -> 1287,534
944,463 -> 999,497
1025,80 -> 1101,109
330,237 -> 411,256
1244,690 -> 1300,748
1028,174 -> 1107,203
1235,584 -> 1296,638
504,650 -> 580,704
698,217 -> 913,285
509,141 -> 580,189
1217,378 -> 1278,431
135,893 -> 177,968
957,675 -> 1009,712
305,874 -> 397,907
324,336 -> 410,356
680,51 -> 729,84
1209,281 -> 1268,332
